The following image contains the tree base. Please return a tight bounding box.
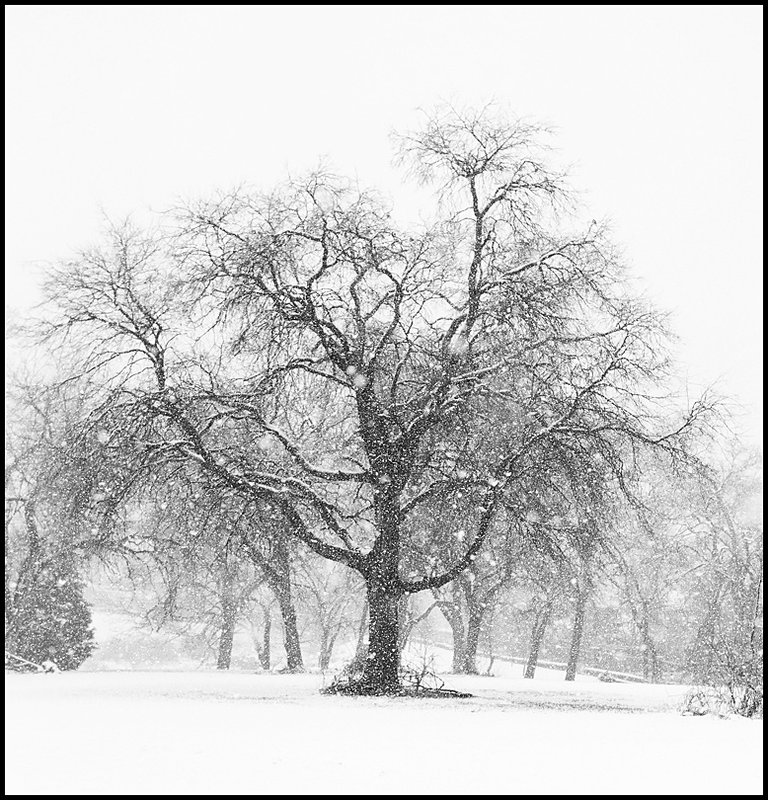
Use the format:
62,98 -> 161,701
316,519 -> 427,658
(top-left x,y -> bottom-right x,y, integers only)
321,676 -> 472,698
277,665 -> 305,674
321,662 -> 473,698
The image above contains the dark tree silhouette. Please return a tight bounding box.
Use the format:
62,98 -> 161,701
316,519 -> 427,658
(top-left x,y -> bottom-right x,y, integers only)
37,105 -> 712,693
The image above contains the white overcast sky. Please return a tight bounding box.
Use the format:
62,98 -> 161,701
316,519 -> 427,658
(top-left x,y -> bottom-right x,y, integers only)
5,5 -> 763,441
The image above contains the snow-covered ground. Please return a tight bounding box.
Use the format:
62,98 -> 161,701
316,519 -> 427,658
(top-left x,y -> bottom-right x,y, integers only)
5,669 -> 762,795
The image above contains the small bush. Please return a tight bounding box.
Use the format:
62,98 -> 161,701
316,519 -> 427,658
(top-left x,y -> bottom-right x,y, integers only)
681,687 -> 728,717
681,684 -> 763,719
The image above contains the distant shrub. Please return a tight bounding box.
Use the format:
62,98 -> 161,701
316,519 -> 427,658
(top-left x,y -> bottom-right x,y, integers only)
680,687 -> 728,717
681,684 -> 762,719
685,614 -> 762,719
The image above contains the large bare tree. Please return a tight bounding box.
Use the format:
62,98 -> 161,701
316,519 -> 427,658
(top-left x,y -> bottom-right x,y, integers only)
38,106 -> 711,693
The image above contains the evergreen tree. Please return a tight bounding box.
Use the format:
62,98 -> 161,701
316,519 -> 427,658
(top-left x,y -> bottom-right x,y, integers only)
6,564 -> 96,671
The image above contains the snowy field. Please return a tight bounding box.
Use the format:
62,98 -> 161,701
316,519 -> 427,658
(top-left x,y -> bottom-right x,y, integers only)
5,668 -> 762,795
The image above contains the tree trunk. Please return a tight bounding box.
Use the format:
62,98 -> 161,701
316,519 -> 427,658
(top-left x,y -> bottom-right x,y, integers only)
216,554 -> 237,670
462,606 -> 484,674
359,487 -> 404,692
397,595 -> 412,655
362,580 -> 401,692
354,600 -> 368,664
256,609 -> 271,670
318,626 -> 338,671
267,535 -> 304,673
216,598 -> 236,670
484,604 -> 496,676
524,599 -> 552,679
319,628 -> 330,671
565,589 -> 588,681
435,589 -> 467,673
639,614 -> 661,683
450,625 -> 467,673
273,581 -> 304,672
